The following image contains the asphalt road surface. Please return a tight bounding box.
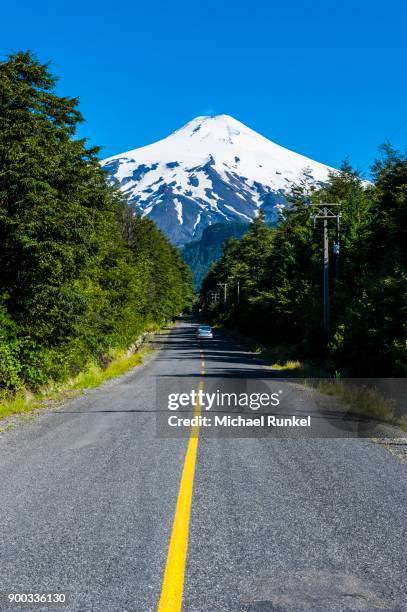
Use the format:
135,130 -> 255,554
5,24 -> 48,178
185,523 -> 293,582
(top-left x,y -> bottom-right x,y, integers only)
0,319 -> 406,611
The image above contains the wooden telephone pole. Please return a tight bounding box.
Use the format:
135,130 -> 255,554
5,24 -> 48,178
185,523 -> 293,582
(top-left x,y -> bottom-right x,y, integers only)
217,282 -> 227,311
311,204 -> 341,336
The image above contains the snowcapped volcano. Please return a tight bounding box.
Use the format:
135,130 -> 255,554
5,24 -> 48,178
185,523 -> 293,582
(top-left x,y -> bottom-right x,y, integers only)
102,115 -> 335,245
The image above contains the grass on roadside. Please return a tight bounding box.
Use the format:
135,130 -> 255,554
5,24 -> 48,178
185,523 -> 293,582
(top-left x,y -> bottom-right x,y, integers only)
398,415 -> 407,432
69,349 -> 146,391
0,345 -> 152,424
0,392 -> 37,422
271,358 -> 398,426
273,356 -> 407,432
312,379 -> 396,423
269,358 -> 324,377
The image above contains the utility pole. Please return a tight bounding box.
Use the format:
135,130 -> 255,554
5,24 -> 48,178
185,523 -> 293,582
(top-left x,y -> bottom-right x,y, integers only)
207,290 -> 219,305
236,279 -> 240,304
217,282 -> 227,311
311,204 -> 341,336
333,215 -> 340,280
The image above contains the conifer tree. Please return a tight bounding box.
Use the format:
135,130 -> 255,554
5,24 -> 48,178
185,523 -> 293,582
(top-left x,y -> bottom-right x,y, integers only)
201,155 -> 406,375
0,52 -> 193,391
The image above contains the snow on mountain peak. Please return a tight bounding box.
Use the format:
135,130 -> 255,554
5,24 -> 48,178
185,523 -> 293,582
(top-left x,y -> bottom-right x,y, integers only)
101,115 -> 336,245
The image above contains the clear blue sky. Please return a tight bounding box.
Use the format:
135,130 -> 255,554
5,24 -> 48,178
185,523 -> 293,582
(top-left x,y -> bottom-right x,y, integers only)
1,0 -> 406,175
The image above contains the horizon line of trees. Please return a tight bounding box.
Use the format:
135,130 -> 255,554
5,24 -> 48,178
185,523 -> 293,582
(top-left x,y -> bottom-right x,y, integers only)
200,151 -> 406,376
0,51 -> 193,394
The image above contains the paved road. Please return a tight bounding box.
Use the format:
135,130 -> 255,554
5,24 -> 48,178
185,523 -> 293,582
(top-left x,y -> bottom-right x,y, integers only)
0,320 -> 406,611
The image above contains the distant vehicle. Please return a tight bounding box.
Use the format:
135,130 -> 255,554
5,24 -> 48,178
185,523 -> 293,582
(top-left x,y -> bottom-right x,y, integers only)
196,325 -> 213,339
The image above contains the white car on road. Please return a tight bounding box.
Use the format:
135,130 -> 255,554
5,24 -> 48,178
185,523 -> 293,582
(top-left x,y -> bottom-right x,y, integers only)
196,325 -> 213,339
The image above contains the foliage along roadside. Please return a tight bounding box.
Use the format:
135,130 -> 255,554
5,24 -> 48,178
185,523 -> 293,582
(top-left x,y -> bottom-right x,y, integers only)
0,51 -> 194,399
0,340 -> 153,424
201,153 -> 406,378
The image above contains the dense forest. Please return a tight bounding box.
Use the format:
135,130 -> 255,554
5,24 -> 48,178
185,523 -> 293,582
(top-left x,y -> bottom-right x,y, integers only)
182,222 -> 249,289
201,153 -> 407,376
0,52 -> 193,395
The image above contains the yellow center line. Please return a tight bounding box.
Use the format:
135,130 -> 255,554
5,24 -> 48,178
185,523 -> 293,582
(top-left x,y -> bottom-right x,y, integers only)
157,380 -> 204,612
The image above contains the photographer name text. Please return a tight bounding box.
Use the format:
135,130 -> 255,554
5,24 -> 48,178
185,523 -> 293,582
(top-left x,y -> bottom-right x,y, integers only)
167,415 -> 311,428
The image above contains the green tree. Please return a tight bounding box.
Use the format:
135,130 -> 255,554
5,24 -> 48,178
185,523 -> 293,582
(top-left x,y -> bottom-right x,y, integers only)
201,155 -> 406,375
331,146 -> 407,374
0,51 -> 193,391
